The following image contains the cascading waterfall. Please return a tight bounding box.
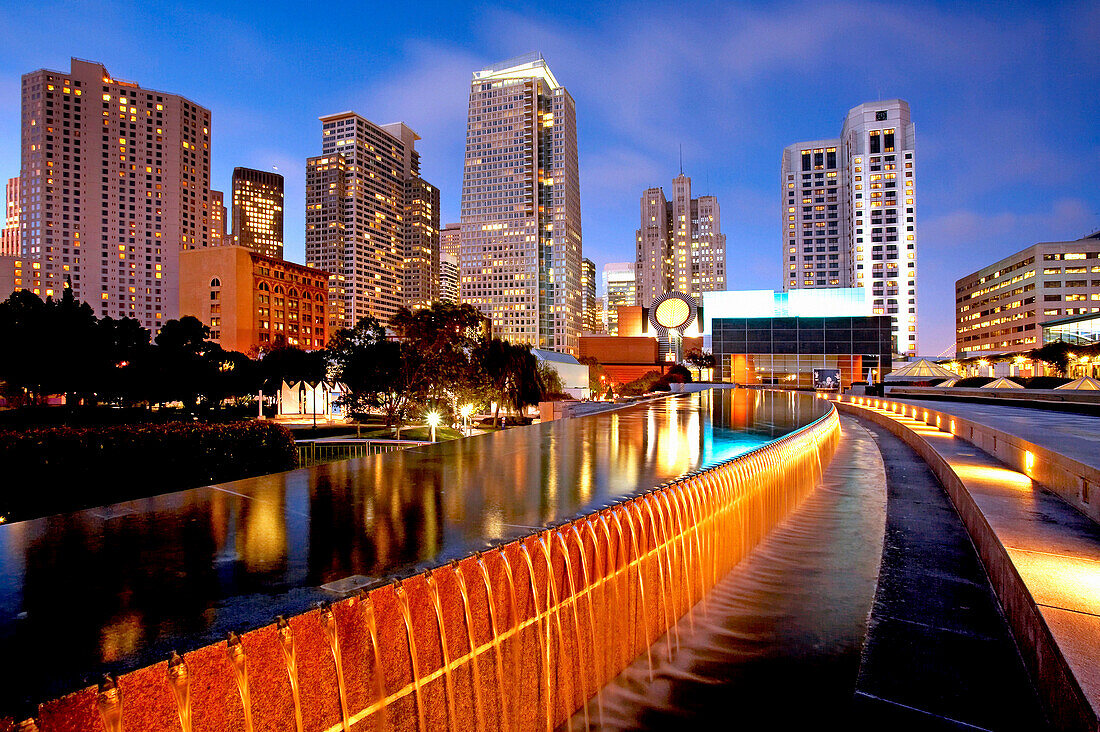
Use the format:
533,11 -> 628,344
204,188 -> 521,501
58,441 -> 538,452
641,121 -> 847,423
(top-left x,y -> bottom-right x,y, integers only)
12,400 -> 839,732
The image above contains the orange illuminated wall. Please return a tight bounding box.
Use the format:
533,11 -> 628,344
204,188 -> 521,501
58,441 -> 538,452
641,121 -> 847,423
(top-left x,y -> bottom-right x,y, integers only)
730,354 -> 759,385
578,336 -> 658,365
616,306 -> 647,336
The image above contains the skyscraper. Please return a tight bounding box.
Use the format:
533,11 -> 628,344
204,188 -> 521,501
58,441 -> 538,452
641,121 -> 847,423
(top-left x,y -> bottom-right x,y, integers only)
386,123 -> 440,310
306,113 -> 434,328
232,167 -> 284,259
210,189 -> 228,247
634,173 -> 726,308
782,99 -> 918,356
460,53 -> 582,353
581,257 -> 598,333
439,253 -> 459,304
1,177 -> 19,257
781,139 -> 845,288
601,261 -> 636,335
440,222 -> 461,259
20,58 -> 211,333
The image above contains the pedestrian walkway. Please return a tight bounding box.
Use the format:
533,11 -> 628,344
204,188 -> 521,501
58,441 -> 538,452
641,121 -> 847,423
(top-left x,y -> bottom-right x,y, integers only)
894,397 -> 1100,472
840,399 -> 1100,731
854,421 -> 1048,730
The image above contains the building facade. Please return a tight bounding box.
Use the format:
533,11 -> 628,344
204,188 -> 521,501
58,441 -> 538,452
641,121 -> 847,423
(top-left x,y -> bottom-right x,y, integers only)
232,168 -> 283,259
698,288 -> 888,388
602,261 -> 635,335
781,138 -> 845,288
179,245 -> 328,353
20,58 -> 211,334
395,132 -> 440,311
440,222 -> 461,259
635,174 -> 726,308
306,114 -> 435,328
2,177 -> 19,257
783,99 -> 918,357
581,257 -> 599,332
459,53 -> 582,353
956,231 -> 1100,357
210,190 -> 228,247
439,253 -> 459,304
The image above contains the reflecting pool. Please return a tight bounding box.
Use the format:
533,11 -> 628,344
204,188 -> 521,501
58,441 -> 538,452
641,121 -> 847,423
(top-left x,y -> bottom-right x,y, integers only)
0,389 -> 827,711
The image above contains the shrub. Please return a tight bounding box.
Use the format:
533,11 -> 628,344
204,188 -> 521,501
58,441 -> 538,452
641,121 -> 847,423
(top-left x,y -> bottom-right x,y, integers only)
1023,376 -> 1071,389
0,421 -> 296,521
955,376 -> 994,388
619,370 -> 663,397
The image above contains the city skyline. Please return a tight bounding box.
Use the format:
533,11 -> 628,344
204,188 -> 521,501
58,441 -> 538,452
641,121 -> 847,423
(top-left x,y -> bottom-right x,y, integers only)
0,1 -> 1097,354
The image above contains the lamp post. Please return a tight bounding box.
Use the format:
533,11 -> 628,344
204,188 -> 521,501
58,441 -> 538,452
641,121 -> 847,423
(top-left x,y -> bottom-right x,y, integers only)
426,410 -> 441,443
459,404 -> 473,436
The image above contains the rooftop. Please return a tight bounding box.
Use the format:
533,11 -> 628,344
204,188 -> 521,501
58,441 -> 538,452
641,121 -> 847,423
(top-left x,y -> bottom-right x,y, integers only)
473,51 -> 561,90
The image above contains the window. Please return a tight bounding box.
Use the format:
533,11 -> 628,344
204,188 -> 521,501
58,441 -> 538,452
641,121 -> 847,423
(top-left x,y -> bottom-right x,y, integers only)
210,277 -> 220,287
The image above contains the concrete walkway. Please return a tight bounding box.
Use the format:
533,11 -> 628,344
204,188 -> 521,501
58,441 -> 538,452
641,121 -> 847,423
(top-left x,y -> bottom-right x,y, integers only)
854,421 -> 1048,730
841,399 -> 1100,730
893,398 -> 1100,472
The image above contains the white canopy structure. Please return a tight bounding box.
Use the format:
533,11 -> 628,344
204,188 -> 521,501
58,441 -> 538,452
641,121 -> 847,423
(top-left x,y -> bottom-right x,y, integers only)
277,380 -> 347,417
1055,376 -> 1100,390
981,377 -> 1025,389
885,359 -> 962,381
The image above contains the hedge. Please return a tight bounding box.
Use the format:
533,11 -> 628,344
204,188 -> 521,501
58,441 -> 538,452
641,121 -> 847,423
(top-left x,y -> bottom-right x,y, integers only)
0,421 -> 296,521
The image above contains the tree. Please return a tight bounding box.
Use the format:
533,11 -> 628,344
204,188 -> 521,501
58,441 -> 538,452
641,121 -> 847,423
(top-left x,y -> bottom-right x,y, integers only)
390,302 -> 487,422
0,288 -> 100,405
538,362 -> 566,400
1032,342 -> 1073,375
149,316 -> 215,409
476,338 -> 544,426
685,348 -> 716,379
578,355 -> 609,399
328,317 -> 424,435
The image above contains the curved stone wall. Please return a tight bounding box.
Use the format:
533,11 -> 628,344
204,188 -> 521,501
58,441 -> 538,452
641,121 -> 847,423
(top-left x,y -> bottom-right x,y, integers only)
11,403 -> 840,732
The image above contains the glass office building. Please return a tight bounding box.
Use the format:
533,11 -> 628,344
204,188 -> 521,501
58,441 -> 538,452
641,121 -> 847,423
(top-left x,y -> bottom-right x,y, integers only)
702,289 -> 892,388
1043,313 -> 1100,347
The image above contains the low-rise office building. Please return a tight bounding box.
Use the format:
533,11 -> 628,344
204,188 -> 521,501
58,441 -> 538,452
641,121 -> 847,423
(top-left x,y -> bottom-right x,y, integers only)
956,231 -> 1100,357
180,246 -> 328,354
578,287 -> 888,389
702,289 -> 890,388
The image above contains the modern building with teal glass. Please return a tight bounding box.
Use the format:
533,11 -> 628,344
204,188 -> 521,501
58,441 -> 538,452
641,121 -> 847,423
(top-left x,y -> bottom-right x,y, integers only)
701,288 -> 892,388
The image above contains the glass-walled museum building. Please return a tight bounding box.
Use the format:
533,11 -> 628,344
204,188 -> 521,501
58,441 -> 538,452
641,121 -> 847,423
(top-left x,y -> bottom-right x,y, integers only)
701,289 -> 893,389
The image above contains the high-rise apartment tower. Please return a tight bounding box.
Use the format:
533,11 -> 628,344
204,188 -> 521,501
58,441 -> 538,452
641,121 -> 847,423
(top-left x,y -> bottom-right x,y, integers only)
635,173 -> 725,308
440,222 -> 461,259
20,58 -> 211,333
306,113 -> 435,328
2,177 -> 19,257
210,189 -> 228,247
782,99 -> 918,356
232,167 -> 284,259
460,53 -> 582,353
581,257 -> 598,332
601,261 -> 636,335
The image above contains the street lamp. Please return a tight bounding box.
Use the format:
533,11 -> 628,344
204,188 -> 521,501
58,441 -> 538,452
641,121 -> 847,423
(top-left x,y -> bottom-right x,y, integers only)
426,410 -> 441,443
459,404 -> 473,436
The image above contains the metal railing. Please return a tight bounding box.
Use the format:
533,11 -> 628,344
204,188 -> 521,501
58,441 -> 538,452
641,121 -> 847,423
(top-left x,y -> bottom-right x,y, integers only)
295,439 -> 430,467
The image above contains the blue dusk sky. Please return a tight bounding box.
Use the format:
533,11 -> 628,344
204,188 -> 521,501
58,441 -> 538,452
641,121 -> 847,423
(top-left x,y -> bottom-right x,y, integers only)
1,1 -> 1098,355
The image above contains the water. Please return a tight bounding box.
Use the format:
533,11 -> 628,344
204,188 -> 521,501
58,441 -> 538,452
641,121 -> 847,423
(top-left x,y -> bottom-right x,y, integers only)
0,389 -> 826,712
584,415 -> 886,729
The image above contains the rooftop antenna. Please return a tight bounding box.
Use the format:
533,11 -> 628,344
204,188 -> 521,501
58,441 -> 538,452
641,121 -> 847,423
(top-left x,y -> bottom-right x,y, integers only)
679,144 -> 683,176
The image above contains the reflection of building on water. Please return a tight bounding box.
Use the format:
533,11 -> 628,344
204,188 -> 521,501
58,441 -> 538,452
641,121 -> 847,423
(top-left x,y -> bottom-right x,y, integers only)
0,390 -> 829,710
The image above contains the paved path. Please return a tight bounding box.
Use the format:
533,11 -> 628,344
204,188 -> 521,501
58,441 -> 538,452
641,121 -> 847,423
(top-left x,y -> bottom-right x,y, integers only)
893,398 -> 1100,472
854,421 -> 1048,730
845,399 -> 1100,730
